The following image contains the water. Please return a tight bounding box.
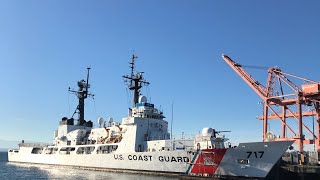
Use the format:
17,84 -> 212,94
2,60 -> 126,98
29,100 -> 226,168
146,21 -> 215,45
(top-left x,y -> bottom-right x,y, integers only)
0,152 -> 178,180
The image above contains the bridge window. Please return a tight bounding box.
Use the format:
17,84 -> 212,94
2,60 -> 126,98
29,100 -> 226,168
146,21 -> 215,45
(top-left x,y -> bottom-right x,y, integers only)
31,148 -> 43,154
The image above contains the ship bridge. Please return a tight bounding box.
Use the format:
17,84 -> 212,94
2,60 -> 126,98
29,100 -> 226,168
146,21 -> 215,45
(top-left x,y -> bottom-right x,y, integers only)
131,98 -> 165,119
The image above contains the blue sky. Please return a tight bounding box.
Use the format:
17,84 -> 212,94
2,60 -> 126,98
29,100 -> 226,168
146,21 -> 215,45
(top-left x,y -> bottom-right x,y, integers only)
0,1 -> 319,146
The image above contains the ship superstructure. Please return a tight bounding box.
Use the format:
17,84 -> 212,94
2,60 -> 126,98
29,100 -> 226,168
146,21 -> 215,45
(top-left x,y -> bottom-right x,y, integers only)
8,55 -> 293,178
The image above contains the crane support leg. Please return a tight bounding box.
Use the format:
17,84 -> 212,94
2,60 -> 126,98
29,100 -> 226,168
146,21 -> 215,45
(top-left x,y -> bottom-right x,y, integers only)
282,106 -> 286,138
263,104 -> 268,140
298,102 -> 303,153
316,102 -> 320,152
267,104 -> 296,136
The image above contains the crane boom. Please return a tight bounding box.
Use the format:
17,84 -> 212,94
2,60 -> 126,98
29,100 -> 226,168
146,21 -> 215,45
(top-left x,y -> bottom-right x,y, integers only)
222,54 -> 267,100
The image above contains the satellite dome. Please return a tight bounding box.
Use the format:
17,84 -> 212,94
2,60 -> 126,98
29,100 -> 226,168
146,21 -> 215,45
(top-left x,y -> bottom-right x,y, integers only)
202,127 -> 214,136
139,96 -> 147,103
98,117 -> 105,126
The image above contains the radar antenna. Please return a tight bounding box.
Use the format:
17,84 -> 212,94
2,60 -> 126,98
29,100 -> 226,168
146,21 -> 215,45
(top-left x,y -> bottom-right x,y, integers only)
122,54 -> 149,108
69,68 -> 94,126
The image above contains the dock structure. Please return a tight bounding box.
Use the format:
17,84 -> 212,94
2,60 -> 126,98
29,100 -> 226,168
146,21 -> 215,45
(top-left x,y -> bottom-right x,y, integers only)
277,151 -> 320,180
279,164 -> 320,180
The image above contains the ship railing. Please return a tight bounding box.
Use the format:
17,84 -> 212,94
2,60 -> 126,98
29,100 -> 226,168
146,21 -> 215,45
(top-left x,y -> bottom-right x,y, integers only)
171,133 -> 195,140
19,143 -> 52,148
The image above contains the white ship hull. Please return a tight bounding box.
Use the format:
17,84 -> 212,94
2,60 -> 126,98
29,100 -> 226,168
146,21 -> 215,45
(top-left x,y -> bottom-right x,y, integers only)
8,140 -> 293,178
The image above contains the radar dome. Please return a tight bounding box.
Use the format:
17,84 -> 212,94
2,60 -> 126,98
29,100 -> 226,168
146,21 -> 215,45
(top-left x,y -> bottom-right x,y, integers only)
202,127 -> 214,136
139,96 -> 147,103
266,132 -> 275,142
98,117 -> 105,126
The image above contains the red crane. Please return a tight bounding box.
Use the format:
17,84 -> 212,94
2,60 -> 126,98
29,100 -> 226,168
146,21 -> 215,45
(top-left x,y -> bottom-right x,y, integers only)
222,54 -> 320,153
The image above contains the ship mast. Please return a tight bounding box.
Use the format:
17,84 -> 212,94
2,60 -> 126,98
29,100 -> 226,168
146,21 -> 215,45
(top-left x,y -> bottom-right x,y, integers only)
69,68 -> 93,125
123,54 -> 149,108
